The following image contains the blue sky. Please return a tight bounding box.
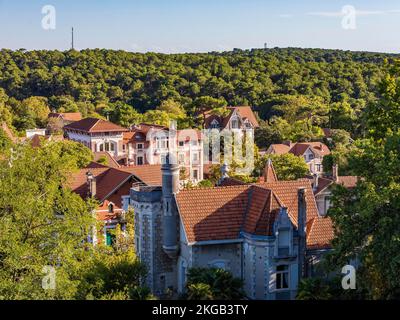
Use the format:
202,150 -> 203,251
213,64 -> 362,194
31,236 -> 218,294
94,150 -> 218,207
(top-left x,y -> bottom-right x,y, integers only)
0,0 -> 400,53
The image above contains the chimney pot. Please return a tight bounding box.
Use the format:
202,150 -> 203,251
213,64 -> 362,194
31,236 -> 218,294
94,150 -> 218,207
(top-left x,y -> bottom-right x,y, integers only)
86,171 -> 96,198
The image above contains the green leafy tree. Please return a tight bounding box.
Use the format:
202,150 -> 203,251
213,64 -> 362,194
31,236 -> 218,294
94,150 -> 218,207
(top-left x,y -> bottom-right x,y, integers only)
185,268 -> 244,300
255,153 -> 309,180
0,142 -> 94,299
327,60 -> 400,299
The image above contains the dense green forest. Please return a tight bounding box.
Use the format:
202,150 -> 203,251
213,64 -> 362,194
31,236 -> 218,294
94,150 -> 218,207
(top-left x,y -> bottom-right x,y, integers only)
0,47 -> 396,141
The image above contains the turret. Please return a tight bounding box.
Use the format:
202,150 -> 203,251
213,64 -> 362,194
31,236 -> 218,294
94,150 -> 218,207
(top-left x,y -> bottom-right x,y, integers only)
161,154 -> 180,259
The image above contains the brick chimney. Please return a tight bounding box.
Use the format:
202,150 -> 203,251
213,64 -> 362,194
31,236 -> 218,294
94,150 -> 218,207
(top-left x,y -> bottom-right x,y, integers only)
86,171 -> 96,198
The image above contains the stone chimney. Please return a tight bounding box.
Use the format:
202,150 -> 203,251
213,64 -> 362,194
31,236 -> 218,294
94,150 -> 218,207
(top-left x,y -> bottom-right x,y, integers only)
332,163 -> 339,182
217,163 -> 230,185
161,153 -> 180,259
86,171 -> 96,198
313,173 -> 319,192
297,188 -> 307,281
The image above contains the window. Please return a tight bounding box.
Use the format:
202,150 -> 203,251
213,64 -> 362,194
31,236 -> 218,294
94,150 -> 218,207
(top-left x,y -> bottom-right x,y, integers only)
137,156 -> 144,165
309,153 -> 314,160
278,230 -> 290,256
193,169 -> 198,180
179,141 -> 184,147
137,143 -> 143,150
316,164 -> 322,172
99,142 -> 116,152
231,118 -> 239,129
161,154 -> 167,164
210,119 -> 219,129
122,144 -> 126,151
191,140 -> 197,146
105,230 -> 116,246
156,137 -> 168,149
276,265 -> 289,290
178,153 -> 185,165
192,152 -> 199,162
108,203 -> 114,213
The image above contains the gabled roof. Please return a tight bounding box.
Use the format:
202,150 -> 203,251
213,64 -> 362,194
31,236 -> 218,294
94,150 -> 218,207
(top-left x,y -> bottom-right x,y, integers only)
289,142 -> 330,157
93,152 -> 121,169
204,106 -> 259,129
176,178 -> 319,244
48,112 -> 82,122
261,179 -> 319,228
268,144 -> 291,155
314,175 -> 359,195
68,166 -> 132,203
177,185 -> 251,242
64,117 -> 128,133
228,106 -> 259,128
119,165 -> 162,186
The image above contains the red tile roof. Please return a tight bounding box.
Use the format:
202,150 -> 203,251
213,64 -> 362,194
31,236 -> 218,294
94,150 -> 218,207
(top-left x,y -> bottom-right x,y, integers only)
177,185 -> 251,242
289,142 -> 331,157
64,117 -> 128,133
228,106 -> 259,128
262,179 -> 319,228
68,166 -> 132,203
204,106 -> 259,129
337,176 -> 358,189
120,165 -> 162,186
49,112 -> 82,122
93,152 -> 121,169
306,217 -> 334,249
176,178 -> 320,244
268,144 -> 291,155
314,176 -> 359,195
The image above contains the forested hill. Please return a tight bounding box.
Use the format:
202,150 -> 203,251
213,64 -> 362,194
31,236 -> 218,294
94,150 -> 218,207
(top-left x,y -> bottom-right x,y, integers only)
0,47 -> 397,135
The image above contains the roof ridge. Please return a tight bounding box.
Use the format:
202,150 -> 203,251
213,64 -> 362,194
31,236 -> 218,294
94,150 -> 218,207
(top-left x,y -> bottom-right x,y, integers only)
90,118 -> 102,131
179,184 -> 250,192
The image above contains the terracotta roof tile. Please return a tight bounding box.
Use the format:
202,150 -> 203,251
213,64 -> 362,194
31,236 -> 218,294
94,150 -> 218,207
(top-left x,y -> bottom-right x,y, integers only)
93,152 -> 121,169
204,106 -> 259,129
48,112 -> 82,122
68,166 -> 132,202
269,144 -> 291,155
306,217 -> 334,249
119,165 -> 162,186
64,118 -> 128,133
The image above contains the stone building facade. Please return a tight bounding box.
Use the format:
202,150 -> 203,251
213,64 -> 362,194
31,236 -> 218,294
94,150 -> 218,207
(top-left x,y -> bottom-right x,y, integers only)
130,158 -> 334,299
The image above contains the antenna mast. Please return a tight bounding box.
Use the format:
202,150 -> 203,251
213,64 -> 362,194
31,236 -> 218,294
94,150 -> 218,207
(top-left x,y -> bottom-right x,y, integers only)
71,27 -> 74,50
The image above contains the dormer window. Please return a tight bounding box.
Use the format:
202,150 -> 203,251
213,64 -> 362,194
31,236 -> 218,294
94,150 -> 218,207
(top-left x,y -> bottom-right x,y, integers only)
210,119 -> 220,129
108,203 -> 114,213
231,118 -> 239,129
